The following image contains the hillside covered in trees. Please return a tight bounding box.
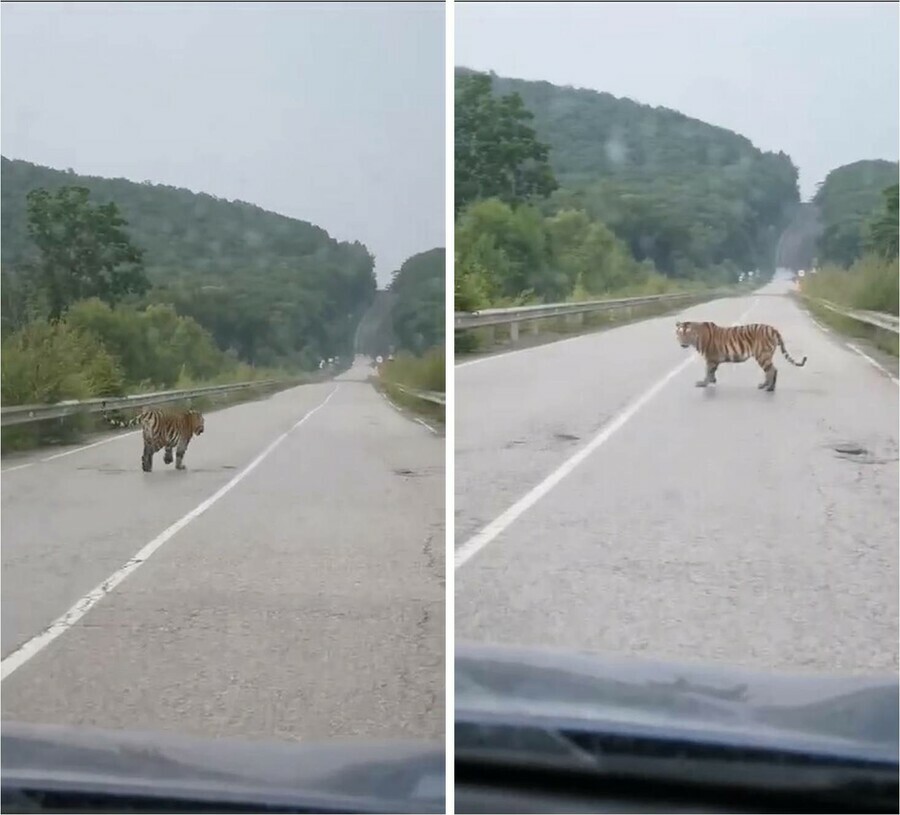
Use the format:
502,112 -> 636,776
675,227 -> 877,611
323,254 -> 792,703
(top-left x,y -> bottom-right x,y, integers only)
356,248 -> 445,358
801,159 -> 898,318
455,69 -> 800,309
812,159 -> 898,267
1,157 -> 377,369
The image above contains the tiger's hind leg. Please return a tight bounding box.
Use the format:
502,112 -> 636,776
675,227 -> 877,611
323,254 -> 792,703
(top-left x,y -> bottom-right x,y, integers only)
142,441 -> 154,472
756,349 -> 777,391
163,446 -> 174,465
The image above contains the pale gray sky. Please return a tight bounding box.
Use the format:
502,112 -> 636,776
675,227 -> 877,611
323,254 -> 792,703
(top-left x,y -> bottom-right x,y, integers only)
1,1 -> 444,287
456,1 -> 899,200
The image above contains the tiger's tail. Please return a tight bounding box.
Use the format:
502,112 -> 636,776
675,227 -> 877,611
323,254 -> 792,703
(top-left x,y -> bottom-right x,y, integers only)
101,405 -> 145,429
776,331 -> 807,367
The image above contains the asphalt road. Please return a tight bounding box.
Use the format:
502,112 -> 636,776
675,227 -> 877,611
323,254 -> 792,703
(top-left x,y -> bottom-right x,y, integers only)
1,360 -> 445,742
455,279 -> 899,676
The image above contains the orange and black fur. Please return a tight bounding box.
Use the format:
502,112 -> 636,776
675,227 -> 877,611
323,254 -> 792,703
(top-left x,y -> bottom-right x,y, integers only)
675,321 -> 806,392
105,407 -> 204,471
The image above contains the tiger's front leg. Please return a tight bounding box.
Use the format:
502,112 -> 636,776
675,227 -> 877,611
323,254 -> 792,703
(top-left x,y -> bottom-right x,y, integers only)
142,441 -> 155,472
695,360 -> 718,388
163,446 -> 174,465
175,439 -> 190,470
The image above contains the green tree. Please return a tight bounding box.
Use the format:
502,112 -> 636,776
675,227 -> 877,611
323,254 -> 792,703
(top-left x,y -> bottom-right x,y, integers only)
455,72 -> 557,213
866,183 -> 899,260
388,248 -> 445,355
25,186 -> 149,319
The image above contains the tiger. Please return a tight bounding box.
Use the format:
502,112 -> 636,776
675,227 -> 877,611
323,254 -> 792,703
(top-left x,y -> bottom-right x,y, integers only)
675,320 -> 807,392
104,406 -> 204,471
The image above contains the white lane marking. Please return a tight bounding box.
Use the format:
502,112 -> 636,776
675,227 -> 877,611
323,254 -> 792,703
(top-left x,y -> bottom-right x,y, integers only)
810,318 -> 831,334
2,463 -> 35,473
413,416 -> 441,436
456,333 -> 593,369
455,302 -> 757,570
0,386 -> 339,682
42,431 -> 140,462
846,343 -> 900,387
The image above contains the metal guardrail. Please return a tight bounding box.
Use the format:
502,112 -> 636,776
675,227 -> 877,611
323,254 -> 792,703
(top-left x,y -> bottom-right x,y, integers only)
454,288 -> 737,337
809,298 -> 899,334
1,378 -> 295,428
394,384 -> 445,406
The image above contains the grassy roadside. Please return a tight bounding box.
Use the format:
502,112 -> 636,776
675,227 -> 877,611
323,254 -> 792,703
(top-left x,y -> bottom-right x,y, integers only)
456,283 -> 754,359
797,255 -> 898,358
797,296 -> 899,358
370,347 -> 445,432
1,371 -> 332,455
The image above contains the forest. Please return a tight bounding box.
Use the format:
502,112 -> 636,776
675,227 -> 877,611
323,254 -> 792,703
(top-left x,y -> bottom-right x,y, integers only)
455,69 -> 801,310
1,157 -> 377,368
1,157 -> 378,405
803,160 -> 898,318
812,159 -> 898,267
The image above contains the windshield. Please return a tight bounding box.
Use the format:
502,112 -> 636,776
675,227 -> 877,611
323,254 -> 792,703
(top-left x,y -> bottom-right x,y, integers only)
453,0 -> 898,691
0,0 -> 446,798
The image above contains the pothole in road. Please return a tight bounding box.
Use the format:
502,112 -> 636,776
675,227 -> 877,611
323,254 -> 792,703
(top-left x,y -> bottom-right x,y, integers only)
833,442 -> 867,457
829,441 -> 897,465
553,433 -> 581,443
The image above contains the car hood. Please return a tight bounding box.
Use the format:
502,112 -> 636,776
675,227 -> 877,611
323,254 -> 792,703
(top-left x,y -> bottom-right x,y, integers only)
456,641 -> 899,764
1,721 -> 444,813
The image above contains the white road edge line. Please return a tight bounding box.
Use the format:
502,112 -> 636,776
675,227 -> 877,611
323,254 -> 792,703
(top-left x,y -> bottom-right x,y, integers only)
2,463 -> 35,473
455,302 -> 757,570
42,430 -> 141,462
0,385 -> 340,682
845,342 -> 900,387
375,387 -> 440,435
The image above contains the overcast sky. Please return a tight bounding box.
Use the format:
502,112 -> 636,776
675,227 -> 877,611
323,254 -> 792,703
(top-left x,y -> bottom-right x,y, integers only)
1,1 -> 444,287
456,1 -> 898,201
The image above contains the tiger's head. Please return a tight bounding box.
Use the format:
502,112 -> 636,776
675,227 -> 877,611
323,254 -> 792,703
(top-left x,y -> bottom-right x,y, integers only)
675,321 -> 699,348
188,410 -> 204,436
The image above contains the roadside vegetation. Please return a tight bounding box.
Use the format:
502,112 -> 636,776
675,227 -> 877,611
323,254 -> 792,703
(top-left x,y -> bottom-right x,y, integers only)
372,347 -> 444,431
800,179 -> 898,357
0,175 -> 359,452
454,70 -> 793,354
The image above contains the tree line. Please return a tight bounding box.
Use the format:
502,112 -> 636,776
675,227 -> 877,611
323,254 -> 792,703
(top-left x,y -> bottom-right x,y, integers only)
804,160 -> 898,317
454,69 -> 801,311
1,157 -> 377,371
1,159 -> 380,405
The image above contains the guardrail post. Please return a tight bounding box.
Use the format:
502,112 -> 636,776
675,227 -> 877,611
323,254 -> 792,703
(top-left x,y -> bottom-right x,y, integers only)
510,321 -> 519,342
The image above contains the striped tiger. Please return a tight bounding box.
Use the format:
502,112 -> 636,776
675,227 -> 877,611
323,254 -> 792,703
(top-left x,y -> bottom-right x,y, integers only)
675,320 -> 807,392
105,406 -> 204,471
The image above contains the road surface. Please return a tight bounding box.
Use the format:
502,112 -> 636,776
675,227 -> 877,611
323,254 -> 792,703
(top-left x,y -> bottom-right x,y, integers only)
2,361 -> 444,742
455,280 -> 898,676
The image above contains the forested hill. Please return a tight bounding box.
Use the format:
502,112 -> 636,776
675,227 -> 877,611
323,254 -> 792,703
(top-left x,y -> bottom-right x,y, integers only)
1,156 -> 377,367
456,68 -> 800,279
812,159 -> 899,266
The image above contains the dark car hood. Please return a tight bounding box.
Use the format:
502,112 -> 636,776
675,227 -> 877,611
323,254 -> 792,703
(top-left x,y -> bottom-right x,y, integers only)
1,721 -> 444,812
456,641 -> 899,764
